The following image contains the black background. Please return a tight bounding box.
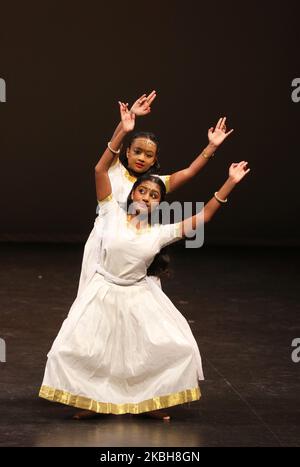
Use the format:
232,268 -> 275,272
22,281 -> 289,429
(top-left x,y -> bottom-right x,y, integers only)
1,0 -> 299,245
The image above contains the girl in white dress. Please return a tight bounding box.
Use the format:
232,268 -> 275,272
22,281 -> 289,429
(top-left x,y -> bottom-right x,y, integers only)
39,103 -> 250,421
77,91 -> 234,298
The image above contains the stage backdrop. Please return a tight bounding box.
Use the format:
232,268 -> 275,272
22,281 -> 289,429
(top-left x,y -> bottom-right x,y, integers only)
0,1 -> 299,245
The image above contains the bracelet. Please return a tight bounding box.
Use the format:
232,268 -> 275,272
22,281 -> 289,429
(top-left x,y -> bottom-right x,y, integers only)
202,151 -> 215,159
214,191 -> 228,204
107,141 -> 121,155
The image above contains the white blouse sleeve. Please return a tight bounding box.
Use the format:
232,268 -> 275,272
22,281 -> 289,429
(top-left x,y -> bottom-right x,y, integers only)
158,222 -> 183,249
97,193 -> 119,218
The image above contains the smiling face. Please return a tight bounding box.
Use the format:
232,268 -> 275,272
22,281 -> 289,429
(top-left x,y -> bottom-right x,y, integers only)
130,180 -> 161,214
126,137 -> 158,173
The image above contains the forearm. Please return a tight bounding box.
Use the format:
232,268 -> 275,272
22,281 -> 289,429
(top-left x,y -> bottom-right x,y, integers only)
95,129 -> 128,173
203,177 -> 236,222
111,120 -> 123,141
181,177 -> 237,235
188,142 -> 217,176
168,142 -> 218,192
108,103 -> 137,158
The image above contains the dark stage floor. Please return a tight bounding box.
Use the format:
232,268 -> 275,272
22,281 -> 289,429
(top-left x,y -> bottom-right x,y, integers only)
0,243 -> 300,447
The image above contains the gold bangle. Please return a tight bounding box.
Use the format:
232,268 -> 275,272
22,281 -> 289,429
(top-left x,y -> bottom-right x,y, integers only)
214,191 -> 228,204
107,141 -> 121,155
202,151 -> 214,159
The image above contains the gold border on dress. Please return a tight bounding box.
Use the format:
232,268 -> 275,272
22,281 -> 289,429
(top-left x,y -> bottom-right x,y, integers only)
123,166 -> 137,183
97,193 -> 113,204
163,175 -> 171,193
39,385 -> 201,415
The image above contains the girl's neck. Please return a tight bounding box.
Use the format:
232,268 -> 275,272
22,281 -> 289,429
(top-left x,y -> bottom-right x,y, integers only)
126,213 -> 150,230
127,166 -> 143,178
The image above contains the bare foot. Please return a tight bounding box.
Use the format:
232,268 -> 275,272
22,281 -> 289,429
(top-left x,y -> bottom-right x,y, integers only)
137,410 -> 171,421
72,409 -> 99,420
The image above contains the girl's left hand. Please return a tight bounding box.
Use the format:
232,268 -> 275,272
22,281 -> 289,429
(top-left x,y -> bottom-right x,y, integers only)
119,101 -> 136,132
130,90 -> 157,116
229,161 -> 251,184
208,117 -> 234,147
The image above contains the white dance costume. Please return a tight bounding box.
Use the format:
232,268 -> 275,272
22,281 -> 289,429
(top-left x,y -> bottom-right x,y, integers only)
39,192 -> 204,414
76,157 -> 171,298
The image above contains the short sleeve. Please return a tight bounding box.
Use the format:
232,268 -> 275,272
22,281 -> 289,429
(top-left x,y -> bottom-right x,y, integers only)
158,222 -> 183,249
94,194 -> 122,240
97,193 -> 119,217
158,175 -> 171,193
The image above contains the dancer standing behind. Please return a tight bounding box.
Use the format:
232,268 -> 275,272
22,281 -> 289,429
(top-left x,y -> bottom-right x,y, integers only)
77,91 -> 234,297
39,103 -> 250,421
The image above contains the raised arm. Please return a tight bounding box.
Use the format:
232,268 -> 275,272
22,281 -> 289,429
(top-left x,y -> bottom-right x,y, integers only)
106,90 -> 157,167
179,161 -> 250,237
95,103 -> 134,201
168,117 -> 234,193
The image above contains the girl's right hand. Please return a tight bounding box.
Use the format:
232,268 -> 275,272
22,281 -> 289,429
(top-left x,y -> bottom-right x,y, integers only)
119,101 -> 136,133
229,161 -> 251,184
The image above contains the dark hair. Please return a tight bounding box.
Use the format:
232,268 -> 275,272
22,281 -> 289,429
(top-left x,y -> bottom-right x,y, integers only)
126,174 -> 171,279
119,131 -> 161,174
146,246 -> 172,279
126,173 -> 166,211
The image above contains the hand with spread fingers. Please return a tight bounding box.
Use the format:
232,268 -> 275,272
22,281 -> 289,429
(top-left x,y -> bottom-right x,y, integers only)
208,117 -> 234,148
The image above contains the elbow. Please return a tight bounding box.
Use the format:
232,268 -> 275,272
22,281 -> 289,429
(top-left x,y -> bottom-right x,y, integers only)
95,165 -> 105,174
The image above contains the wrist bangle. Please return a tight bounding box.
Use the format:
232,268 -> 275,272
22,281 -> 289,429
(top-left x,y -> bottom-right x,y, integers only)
107,141 -> 121,155
202,151 -> 214,159
214,191 -> 228,204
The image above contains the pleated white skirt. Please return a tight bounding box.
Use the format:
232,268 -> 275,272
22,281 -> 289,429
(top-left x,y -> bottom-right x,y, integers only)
39,271 -> 203,414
